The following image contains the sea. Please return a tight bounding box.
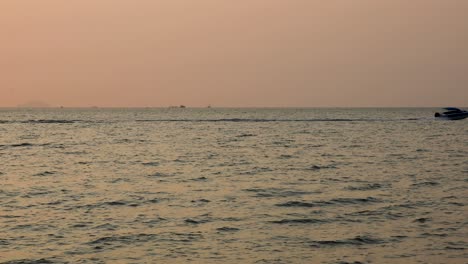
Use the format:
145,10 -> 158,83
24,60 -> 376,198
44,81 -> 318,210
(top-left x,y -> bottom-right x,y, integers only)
0,108 -> 466,264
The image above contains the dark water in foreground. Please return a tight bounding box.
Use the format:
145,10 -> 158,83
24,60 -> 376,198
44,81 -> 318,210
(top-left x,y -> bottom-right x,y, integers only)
0,108 -> 467,264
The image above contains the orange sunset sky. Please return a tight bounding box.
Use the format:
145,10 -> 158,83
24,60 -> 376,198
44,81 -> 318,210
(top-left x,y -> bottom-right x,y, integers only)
1,0 -> 467,107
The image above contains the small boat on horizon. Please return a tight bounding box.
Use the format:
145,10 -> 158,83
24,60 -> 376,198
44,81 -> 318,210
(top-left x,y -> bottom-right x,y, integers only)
434,107 -> 468,120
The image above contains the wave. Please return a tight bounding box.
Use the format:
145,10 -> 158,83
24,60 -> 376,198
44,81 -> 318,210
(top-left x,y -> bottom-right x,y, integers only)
87,232 -> 203,247
1,259 -> 57,264
87,233 -> 156,244
34,171 -> 56,177
74,198 -> 169,211
135,117 -> 429,122
244,188 -> 314,198
0,120 -> 80,124
1,143 -> 34,148
271,218 -> 327,224
0,239 -> 9,246
0,143 -> 61,149
26,119 -> 79,124
0,119 -> 102,124
216,227 -> 240,232
345,183 -> 385,191
184,218 -> 210,224
0,117 -> 428,124
309,235 -> 386,247
276,197 -> 381,208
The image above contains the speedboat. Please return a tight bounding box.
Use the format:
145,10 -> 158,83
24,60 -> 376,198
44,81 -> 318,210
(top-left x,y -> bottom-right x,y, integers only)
434,107 -> 468,120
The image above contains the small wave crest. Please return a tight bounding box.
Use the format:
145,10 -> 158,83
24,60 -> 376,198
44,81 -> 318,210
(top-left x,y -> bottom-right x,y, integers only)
276,197 -> 381,208
136,118 -> 378,123
0,143 -> 62,149
345,183 -> 384,191
271,218 -> 327,224
0,119 -> 80,124
310,235 -> 385,247
1,259 -> 56,264
86,232 -> 203,250
244,188 -> 314,198
216,227 -> 240,232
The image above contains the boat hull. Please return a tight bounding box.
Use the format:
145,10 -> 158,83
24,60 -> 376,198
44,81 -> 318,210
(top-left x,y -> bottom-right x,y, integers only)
436,113 -> 468,120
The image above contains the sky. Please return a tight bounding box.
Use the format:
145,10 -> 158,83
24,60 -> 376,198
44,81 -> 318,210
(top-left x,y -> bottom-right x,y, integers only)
1,0 -> 467,107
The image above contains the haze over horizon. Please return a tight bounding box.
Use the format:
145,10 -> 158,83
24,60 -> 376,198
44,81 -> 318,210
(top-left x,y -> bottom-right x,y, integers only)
1,0 -> 467,108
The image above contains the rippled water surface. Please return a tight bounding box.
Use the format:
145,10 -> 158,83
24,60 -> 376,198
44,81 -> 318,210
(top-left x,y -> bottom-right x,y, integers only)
0,108 -> 467,264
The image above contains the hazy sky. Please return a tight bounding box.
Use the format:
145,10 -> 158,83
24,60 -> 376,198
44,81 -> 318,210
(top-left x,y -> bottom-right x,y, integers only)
1,0 -> 467,107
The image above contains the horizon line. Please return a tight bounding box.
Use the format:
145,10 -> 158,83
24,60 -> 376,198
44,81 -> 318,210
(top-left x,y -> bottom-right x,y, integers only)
0,106 -> 465,109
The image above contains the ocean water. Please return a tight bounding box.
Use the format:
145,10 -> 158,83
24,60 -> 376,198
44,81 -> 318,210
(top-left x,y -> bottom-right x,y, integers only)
0,108 -> 466,264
